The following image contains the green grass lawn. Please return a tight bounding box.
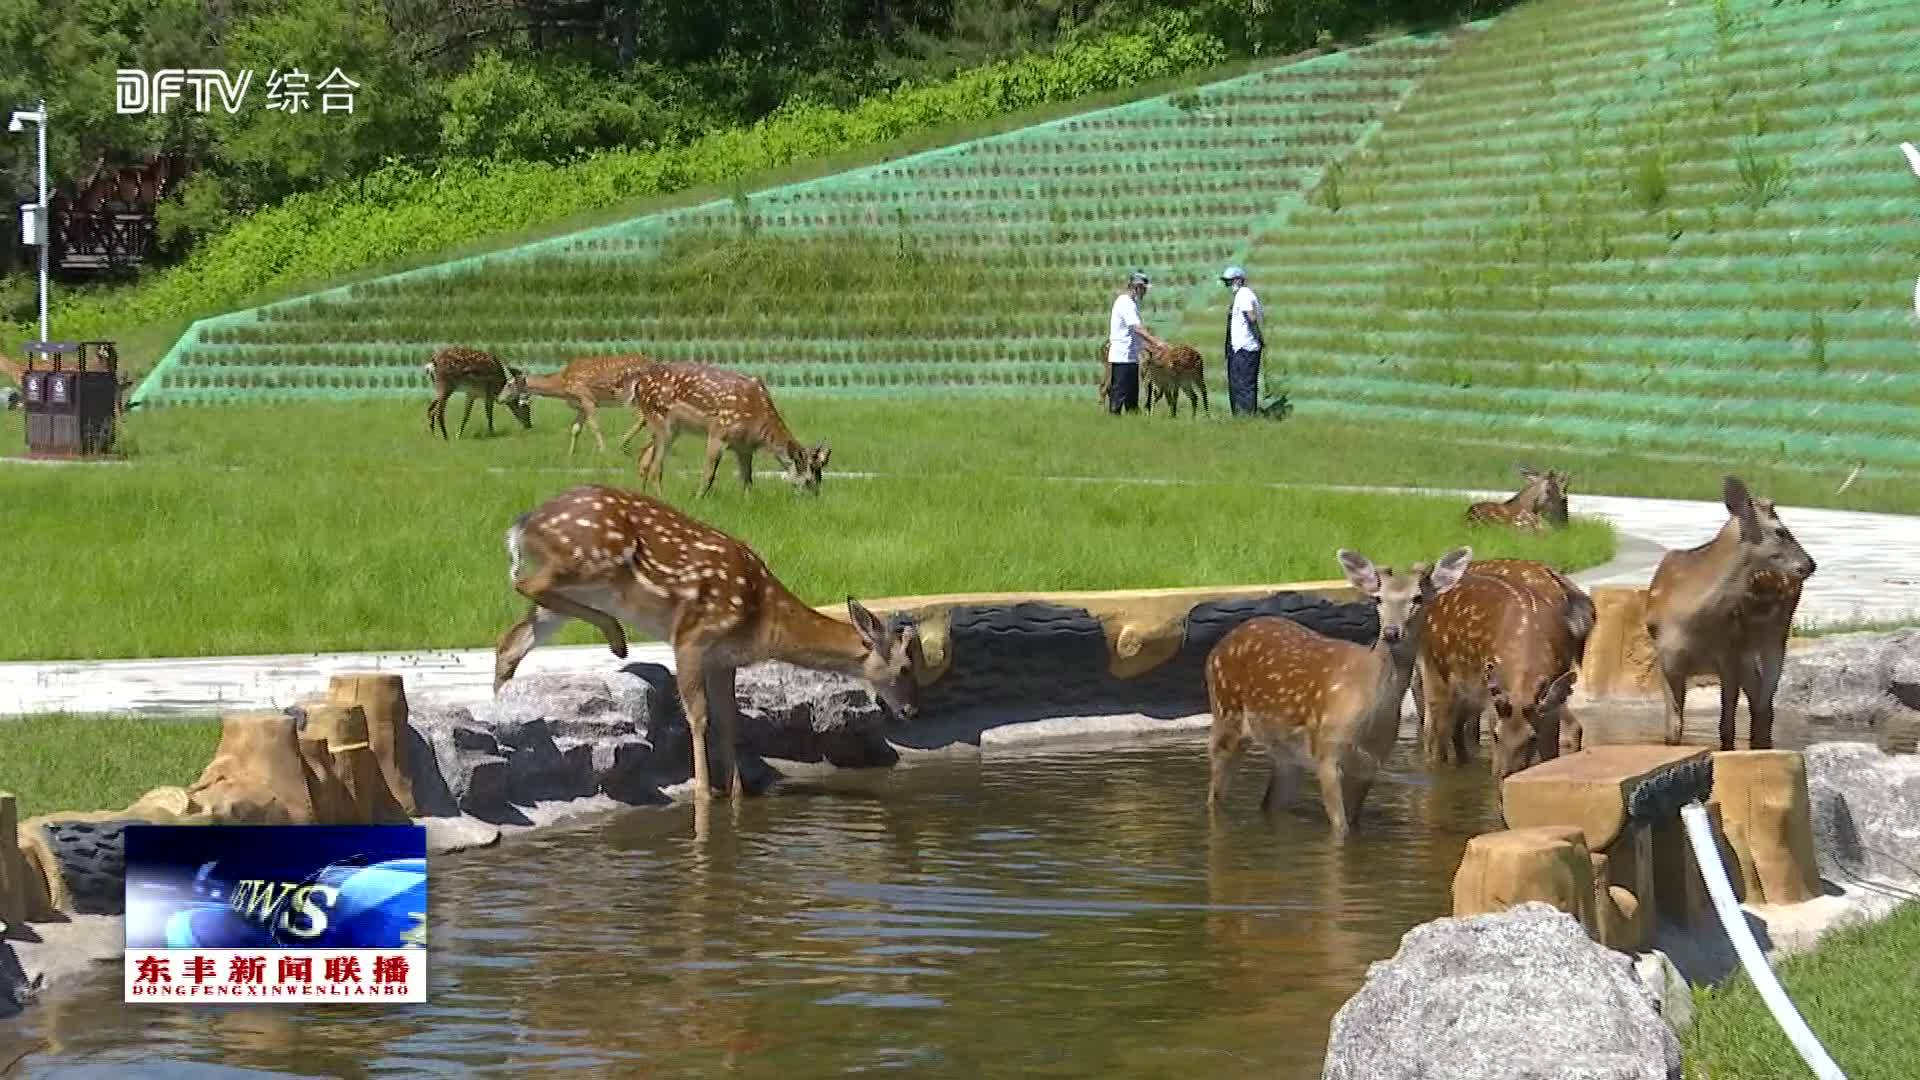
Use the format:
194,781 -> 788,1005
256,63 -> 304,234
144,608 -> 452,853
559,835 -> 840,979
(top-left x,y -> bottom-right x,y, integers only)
0,713 -> 222,820
1684,900 -> 1920,1079
0,397 -> 1614,661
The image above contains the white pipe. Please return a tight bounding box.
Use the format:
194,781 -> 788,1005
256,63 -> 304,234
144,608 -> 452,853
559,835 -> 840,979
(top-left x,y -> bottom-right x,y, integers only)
1680,802 -> 1848,1080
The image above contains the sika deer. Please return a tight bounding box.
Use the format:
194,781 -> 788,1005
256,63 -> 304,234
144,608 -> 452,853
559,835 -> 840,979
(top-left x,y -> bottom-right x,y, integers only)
620,362 -> 830,497
1417,572 -> 1581,779
498,353 -> 660,455
1095,338 -> 1112,407
1646,475 -> 1816,750
1205,546 -> 1472,840
493,484 -> 923,801
425,346 -> 533,440
1142,342 -> 1210,417
1465,466 -> 1571,531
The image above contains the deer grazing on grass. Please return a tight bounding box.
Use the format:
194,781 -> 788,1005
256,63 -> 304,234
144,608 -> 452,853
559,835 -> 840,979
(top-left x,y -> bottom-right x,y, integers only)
1465,465 -> 1572,531
619,362 -> 830,497
424,346 -> 533,440
1646,475 -> 1816,751
1142,342 -> 1210,417
498,353 -> 660,456
493,484 -> 923,801
1417,570 -> 1583,779
1205,546 -> 1472,840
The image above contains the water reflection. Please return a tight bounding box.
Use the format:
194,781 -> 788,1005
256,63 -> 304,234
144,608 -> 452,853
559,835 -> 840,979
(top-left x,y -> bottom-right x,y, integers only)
8,712 -> 1880,1079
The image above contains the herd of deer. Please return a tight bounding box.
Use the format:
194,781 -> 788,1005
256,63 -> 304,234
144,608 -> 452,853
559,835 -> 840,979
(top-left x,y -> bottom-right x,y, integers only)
428,345 -> 1816,836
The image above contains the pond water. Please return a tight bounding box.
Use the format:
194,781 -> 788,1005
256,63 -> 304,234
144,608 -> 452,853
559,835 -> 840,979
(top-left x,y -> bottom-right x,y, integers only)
10,733 -> 1512,1080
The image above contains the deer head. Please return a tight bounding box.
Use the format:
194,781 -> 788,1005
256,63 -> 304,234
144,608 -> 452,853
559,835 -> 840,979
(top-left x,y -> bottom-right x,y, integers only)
498,367 -> 531,409
1485,662 -> 1577,779
785,443 -> 830,494
1724,475 -> 1816,580
847,597 -> 922,722
1338,546 -> 1473,655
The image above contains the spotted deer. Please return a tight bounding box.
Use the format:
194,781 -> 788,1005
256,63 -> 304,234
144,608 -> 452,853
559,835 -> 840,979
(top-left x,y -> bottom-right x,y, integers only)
1205,546 -> 1472,840
1096,339 -> 1112,406
1465,466 -> 1572,531
493,484 -> 923,800
498,353 -> 660,455
1646,476 -> 1816,750
0,354 -> 20,410
424,346 -> 532,440
1417,572 -> 1582,779
617,362 -> 829,498
1141,342 -> 1210,417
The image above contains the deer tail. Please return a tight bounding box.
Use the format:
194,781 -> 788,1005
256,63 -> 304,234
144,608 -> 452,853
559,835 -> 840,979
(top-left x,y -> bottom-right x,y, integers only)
505,512 -> 533,584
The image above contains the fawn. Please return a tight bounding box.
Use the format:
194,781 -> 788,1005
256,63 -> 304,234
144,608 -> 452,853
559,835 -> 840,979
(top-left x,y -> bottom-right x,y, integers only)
493,484 -> 923,801
1142,343 -> 1210,417
498,353 -> 660,455
1646,475 -> 1816,750
424,346 -> 532,440
619,362 -> 830,497
1205,546 -> 1473,839
1465,466 -> 1571,531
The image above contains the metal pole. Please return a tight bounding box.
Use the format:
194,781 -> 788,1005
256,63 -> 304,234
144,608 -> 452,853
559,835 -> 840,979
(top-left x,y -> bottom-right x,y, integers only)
36,97 -> 47,343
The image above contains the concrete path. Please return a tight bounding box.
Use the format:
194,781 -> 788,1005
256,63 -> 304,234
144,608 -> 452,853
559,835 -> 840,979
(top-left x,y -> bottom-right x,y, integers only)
1,487 -> 1913,719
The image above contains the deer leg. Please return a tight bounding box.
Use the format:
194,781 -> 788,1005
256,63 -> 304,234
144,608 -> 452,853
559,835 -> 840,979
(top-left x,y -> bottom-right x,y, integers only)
427,394 -> 446,439
1260,750 -> 1301,817
706,665 -> 745,801
1206,727 -> 1240,816
617,411 -> 649,452
1316,756 -> 1355,842
582,401 -> 609,454
1418,661 -> 1450,765
457,393 -> 478,438
1716,660 -> 1743,752
675,658 -> 714,804
514,568 -> 629,659
494,603 -> 571,691
1658,656 -> 1689,745
734,447 -> 754,490
650,422 -> 683,492
696,432 -> 726,498
1749,642 -> 1787,751
482,393 -> 498,437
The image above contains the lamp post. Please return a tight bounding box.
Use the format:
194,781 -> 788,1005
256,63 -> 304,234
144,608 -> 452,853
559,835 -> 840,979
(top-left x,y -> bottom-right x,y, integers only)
8,99 -> 47,343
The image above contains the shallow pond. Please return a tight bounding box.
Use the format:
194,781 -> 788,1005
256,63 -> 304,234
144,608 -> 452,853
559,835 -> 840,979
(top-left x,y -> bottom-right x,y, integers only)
10,732 -> 1515,1079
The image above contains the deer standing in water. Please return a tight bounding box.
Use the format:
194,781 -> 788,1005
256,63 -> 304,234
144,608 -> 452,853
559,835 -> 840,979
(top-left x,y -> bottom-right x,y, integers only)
620,362 -> 829,497
498,354 -> 660,456
1417,572 -> 1582,779
424,346 -> 533,440
1205,546 -> 1472,840
1142,342 -> 1210,417
1465,466 -> 1571,531
1646,476 -> 1816,750
493,484 -> 923,801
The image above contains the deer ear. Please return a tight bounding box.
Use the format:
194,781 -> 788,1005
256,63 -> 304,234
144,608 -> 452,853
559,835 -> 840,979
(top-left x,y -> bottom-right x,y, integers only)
814,443 -> 831,468
1723,475 -> 1753,517
1427,546 -> 1473,594
1535,669 -> 1577,714
1517,464 -> 1540,480
1485,662 -> 1512,714
1337,549 -> 1381,597
847,597 -> 887,650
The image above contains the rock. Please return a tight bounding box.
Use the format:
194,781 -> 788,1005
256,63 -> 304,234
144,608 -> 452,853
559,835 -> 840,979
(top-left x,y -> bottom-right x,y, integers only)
735,664 -> 898,768
1633,950 -> 1693,1039
1803,741 -> 1920,886
1322,903 -> 1680,1080
421,816 -> 503,855
1775,629 -> 1920,727
0,937 -> 38,1019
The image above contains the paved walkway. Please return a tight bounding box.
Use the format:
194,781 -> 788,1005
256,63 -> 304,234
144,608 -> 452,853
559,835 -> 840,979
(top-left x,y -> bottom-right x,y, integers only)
1,487 -> 1914,718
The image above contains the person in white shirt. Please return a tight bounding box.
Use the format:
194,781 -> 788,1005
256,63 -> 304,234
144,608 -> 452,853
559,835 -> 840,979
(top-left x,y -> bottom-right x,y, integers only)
1221,265 -> 1264,416
1106,269 -> 1167,414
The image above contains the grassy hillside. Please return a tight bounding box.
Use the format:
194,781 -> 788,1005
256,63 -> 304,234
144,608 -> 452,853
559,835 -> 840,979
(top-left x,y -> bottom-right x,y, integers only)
131,29 -> 1469,406
1193,0 -> 1920,471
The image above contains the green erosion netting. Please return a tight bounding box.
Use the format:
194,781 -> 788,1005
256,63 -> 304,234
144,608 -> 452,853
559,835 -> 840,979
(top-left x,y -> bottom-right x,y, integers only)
133,30 -> 1466,407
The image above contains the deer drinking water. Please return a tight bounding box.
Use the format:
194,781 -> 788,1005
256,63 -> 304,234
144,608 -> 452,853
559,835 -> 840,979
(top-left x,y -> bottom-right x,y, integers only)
1142,342 -> 1210,417
1646,475 -> 1816,750
619,362 -> 829,497
1465,466 -> 1571,531
493,484 -> 923,801
1204,546 -> 1472,839
424,346 -> 533,440
1417,571 -> 1582,779
498,353 -> 660,456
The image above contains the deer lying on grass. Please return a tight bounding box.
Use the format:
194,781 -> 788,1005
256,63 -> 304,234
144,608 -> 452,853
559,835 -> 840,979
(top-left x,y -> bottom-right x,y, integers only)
424,346 -> 533,440
1417,571 -> 1582,779
1465,465 -> 1571,531
619,362 -> 830,497
498,353 -> 660,456
1646,476 -> 1816,750
493,484 -> 923,800
1205,546 -> 1472,839
1142,342 -> 1210,417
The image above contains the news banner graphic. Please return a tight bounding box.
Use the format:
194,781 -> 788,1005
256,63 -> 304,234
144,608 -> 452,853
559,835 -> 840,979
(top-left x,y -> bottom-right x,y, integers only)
123,825 -> 427,1003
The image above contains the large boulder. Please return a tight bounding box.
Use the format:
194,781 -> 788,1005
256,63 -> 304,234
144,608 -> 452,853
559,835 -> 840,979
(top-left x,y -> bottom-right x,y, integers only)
1803,741 -> 1920,886
1775,629 -> 1920,728
1323,903 -> 1680,1080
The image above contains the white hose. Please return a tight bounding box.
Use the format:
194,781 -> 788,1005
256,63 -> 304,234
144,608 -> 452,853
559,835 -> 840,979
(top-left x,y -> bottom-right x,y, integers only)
1680,802 -> 1848,1080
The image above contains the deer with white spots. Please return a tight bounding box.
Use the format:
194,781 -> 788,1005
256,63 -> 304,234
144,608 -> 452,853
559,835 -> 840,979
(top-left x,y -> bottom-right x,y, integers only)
1646,475 -> 1816,751
1204,546 -> 1472,840
1416,571 -> 1583,780
1464,466 -> 1571,531
425,346 -> 532,440
619,361 -> 829,497
497,353 -> 661,456
493,484 -> 921,800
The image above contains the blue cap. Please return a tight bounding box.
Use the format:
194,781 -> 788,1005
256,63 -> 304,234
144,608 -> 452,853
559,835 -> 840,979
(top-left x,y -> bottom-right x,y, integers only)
1127,270 -> 1151,287
1221,265 -> 1247,282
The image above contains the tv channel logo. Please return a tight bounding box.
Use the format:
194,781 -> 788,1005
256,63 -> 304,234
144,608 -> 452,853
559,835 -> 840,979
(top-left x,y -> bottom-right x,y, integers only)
124,825 -> 426,1003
